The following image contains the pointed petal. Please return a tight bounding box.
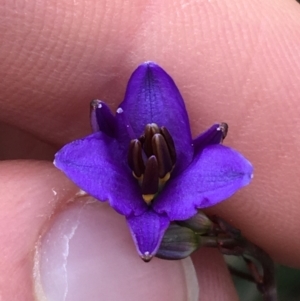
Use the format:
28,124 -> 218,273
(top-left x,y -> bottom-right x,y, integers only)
153,144 -> 253,220
90,100 -> 117,137
116,62 -> 193,174
192,123 -> 228,153
54,132 -> 147,216
126,210 -> 170,261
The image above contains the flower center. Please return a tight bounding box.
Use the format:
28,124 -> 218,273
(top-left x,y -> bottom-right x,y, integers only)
128,123 -> 177,205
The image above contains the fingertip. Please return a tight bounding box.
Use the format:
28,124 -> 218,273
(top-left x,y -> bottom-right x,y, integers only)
0,160 -> 79,301
0,161 -> 199,301
35,198 -> 199,301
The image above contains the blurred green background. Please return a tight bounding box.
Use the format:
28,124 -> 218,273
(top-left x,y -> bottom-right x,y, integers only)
225,256 -> 300,301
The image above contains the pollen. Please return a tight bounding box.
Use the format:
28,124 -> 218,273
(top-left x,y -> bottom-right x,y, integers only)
159,172 -> 171,187
142,194 -> 155,204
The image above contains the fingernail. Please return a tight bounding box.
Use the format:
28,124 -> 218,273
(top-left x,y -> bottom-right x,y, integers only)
34,197 -> 199,301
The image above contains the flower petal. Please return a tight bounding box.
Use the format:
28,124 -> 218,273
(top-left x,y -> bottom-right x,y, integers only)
153,144 -> 253,220
126,209 -> 170,261
54,132 -> 147,216
192,123 -> 228,153
90,99 -> 117,137
116,62 -> 193,173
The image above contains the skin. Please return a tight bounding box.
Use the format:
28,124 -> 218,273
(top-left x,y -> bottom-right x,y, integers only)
1,0 -> 300,299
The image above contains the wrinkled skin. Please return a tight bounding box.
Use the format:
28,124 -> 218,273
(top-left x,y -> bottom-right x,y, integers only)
1,0 -> 300,300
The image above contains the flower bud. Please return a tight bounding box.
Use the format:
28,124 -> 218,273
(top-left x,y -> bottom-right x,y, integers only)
178,211 -> 213,235
156,224 -> 200,260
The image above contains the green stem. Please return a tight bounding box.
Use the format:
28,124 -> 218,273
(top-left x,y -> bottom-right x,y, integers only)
199,216 -> 278,301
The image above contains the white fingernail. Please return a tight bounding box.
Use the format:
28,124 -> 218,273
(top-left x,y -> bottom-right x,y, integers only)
34,197 -> 199,301
181,257 -> 199,301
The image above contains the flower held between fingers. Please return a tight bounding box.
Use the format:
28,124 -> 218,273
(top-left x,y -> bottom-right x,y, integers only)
54,62 -> 253,261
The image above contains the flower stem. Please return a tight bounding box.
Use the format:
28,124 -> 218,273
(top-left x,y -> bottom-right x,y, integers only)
199,216 -> 278,301
157,213 -> 278,300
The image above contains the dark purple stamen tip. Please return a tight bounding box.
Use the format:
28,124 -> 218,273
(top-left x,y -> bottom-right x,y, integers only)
128,139 -> 145,178
152,133 -> 173,178
160,127 -> 176,165
143,124 -> 160,157
141,155 -> 159,200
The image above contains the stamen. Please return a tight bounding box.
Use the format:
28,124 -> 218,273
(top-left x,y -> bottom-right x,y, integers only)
141,156 -> 159,204
158,172 -> 170,189
143,124 -> 160,157
152,133 -> 173,178
128,123 -> 177,203
160,127 -> 176,165
127,139 -> 145,178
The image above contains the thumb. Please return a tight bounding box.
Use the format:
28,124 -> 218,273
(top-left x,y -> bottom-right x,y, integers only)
0,161 -> 200,301
0,161 -> 239,301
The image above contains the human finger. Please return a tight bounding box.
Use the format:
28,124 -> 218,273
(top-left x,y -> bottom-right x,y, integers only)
0,161 -> 200,301
1,0 -> 300,267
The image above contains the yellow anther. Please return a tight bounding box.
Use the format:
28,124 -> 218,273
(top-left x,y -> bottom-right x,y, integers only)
160,172 -> 170,183
142,194 -> 155,205
132,172 -> 143,186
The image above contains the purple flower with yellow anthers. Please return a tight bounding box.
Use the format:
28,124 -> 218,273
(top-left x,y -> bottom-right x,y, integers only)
54,62 -> 253,261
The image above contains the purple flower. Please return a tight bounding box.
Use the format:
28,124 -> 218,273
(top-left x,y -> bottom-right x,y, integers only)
54,62 -> 253,261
